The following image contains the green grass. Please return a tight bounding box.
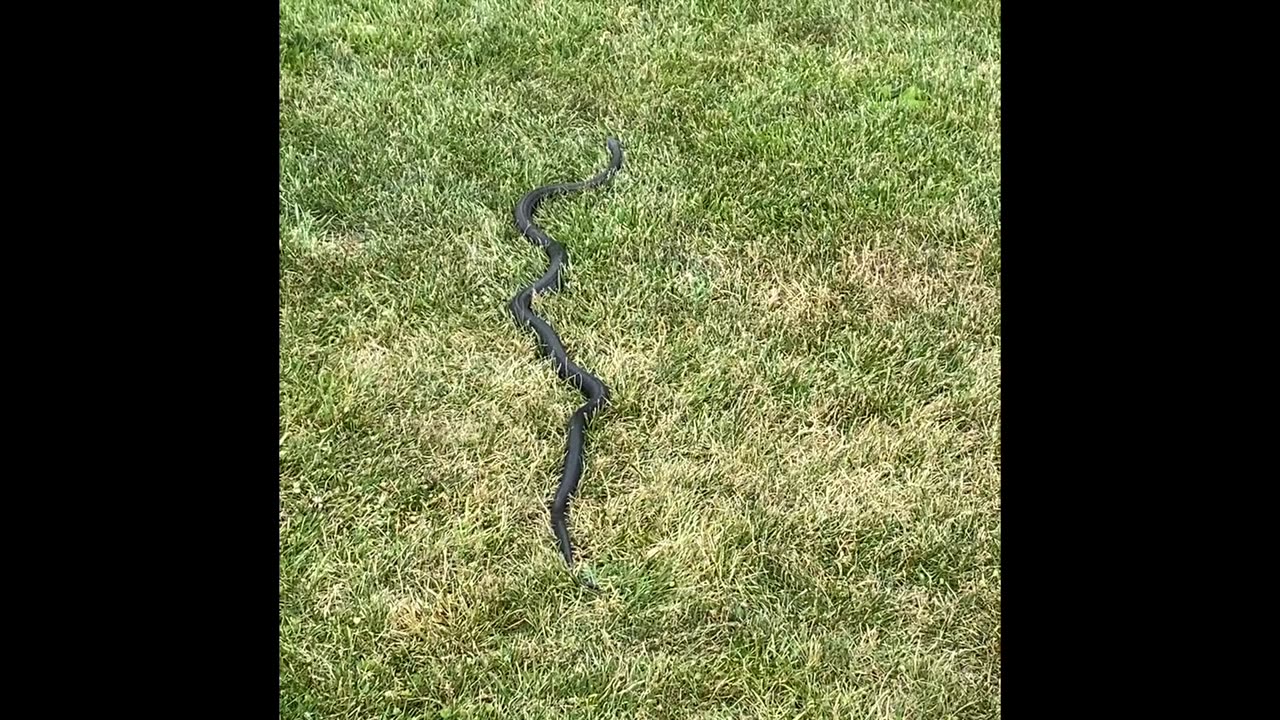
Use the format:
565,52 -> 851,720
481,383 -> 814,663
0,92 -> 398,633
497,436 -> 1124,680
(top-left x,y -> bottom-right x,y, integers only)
280,0 -> 1000,717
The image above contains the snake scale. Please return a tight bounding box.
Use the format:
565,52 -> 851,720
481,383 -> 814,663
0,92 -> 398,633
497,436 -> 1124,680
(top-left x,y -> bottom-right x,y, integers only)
509,137 -> 623,577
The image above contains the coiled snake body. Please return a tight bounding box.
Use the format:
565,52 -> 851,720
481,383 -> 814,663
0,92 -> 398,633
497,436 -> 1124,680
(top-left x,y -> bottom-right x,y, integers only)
509,138 -> 623,573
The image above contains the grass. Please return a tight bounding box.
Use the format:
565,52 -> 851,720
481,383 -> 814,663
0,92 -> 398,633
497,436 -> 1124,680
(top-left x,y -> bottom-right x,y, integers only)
279,0 -> 1000,717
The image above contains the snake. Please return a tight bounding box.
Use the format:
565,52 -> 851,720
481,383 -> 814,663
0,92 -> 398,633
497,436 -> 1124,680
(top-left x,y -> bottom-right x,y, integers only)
509,137 -> 623,575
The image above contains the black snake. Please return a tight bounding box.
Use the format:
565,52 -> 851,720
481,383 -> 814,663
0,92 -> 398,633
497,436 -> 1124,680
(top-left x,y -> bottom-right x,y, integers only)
509,137 -> 623,577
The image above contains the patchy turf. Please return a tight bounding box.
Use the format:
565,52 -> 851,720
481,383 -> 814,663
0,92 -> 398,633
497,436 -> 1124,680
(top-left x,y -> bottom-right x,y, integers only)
280,0 -> 1000,717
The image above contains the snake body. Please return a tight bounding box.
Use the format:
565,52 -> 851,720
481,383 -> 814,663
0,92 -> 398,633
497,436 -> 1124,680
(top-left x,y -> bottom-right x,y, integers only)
509,137 -> 623,571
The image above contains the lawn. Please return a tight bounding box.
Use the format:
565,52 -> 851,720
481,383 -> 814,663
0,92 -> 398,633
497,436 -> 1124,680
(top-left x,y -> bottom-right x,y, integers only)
279,0 -> 1000,717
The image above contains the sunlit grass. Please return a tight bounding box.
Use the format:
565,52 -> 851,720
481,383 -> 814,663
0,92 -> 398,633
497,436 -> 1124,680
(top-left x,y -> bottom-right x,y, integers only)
280,1 -> 1000,717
